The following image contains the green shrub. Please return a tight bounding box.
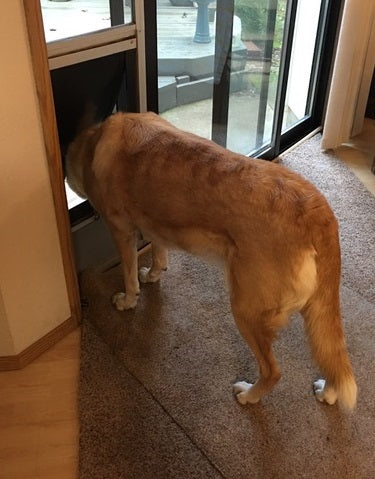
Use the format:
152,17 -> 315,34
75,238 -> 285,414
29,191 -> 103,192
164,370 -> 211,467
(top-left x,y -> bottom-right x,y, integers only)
234,0 -> 287,49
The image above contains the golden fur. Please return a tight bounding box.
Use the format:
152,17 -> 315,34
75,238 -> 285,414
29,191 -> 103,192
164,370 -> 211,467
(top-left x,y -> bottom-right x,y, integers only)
66,112 -> 357,410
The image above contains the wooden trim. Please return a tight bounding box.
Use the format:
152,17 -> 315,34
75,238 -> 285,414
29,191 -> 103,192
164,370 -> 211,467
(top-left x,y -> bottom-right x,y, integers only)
49,38 -> 137,70
0,317 -> 78,371
22,0 -> 81,327
47,23 -> 137,58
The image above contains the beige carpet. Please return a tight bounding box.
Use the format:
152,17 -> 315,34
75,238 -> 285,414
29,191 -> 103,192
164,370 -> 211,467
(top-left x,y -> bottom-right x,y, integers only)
79,134 -> 375,479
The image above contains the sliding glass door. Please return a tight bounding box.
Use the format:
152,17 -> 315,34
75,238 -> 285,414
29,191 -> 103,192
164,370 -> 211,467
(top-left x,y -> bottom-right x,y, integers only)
225,0 -> 286,154
150,0 -> 342,158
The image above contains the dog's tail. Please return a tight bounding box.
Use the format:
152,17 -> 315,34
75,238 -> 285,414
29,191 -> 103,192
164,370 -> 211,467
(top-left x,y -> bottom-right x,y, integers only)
302,222 -> 357,411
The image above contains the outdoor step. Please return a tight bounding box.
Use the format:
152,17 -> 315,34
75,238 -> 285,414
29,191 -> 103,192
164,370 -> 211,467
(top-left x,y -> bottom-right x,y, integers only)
158,70 -> 248,113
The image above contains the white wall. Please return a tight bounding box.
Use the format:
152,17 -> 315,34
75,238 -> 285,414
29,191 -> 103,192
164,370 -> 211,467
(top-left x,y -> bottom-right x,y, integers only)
0,0 -> 71,355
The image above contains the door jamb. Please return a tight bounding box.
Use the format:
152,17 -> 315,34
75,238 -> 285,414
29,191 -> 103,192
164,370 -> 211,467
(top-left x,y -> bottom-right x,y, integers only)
22,0 -> 148,339
23,0 -> 81,327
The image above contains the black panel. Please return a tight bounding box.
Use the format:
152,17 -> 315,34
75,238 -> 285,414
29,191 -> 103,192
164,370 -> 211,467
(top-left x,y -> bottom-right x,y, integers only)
109,0 -> 125,26
144,0 -> 159,113
51,52 -> 130,157
211,1 -> 234,147
50,51 -> 138,224
365,69 -> 375,119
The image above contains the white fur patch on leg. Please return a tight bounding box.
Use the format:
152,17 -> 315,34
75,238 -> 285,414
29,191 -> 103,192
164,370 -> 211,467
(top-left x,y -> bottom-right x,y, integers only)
112,292 -> 138,310
233,381 -> 259,405
313,379 -> 338,405
139,266 -> 161,284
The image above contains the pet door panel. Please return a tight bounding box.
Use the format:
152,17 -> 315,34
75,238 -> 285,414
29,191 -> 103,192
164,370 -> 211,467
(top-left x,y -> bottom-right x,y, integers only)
50,51 -> 136,217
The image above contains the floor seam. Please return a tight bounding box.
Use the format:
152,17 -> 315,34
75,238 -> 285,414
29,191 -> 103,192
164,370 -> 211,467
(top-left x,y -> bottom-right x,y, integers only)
122,363 -> 227,479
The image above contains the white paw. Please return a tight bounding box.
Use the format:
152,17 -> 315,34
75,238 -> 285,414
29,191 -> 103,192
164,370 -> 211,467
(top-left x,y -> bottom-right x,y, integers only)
112,292 -> 138,311
313,379 -> 337,405
139,266 -> 161,284
233,381 -> 259,405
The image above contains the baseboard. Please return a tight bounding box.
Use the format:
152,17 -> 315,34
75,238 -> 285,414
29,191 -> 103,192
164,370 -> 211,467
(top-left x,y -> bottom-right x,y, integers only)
0,315 -> 78,371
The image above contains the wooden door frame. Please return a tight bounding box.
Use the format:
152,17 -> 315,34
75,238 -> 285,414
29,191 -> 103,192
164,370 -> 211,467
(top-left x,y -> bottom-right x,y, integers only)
0,1 -> 83,370
11,0 -> 147,369
23,0 -> 81,325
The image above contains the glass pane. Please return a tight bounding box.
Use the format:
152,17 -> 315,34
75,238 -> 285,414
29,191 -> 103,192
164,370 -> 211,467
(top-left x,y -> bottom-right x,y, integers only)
226,0 -> 287,155
155,0 -> 327,156
40,0 -> 133,43
157,0 -> 214,139
282,0 -> 322,131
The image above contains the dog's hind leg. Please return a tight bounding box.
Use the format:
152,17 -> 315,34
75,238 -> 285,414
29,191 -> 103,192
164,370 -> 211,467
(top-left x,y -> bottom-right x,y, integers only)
139,242 -> 168,284
232,306 -> 286,404
111,228 -> 140,310
228,260 -> 287,404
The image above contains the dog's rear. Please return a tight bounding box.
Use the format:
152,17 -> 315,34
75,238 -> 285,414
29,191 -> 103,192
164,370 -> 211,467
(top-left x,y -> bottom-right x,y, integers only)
66,112 -> 357,410
226,184 -> 356,410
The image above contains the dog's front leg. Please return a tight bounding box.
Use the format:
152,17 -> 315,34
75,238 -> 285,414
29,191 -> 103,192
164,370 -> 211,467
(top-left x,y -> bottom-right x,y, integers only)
139,242 -> 168,283
111,229 -> 140,310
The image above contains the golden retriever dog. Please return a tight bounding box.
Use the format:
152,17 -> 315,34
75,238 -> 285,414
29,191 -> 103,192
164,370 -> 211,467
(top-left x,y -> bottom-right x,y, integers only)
66,112 -> 357,410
